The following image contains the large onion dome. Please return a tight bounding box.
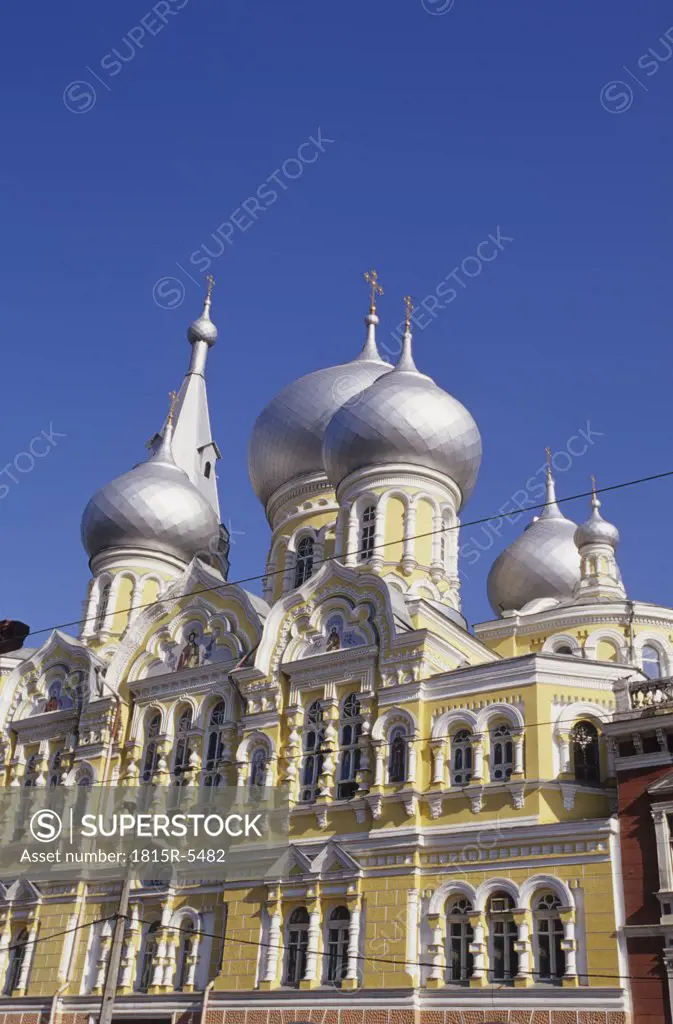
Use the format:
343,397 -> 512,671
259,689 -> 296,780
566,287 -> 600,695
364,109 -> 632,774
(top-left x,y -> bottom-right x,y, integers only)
81,415 -> 219,566
322,326 -> 482,506
487,472 -> 581,615
248,312 -> 392,506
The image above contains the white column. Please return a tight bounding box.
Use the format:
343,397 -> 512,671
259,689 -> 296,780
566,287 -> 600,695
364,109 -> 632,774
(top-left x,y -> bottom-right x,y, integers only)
263,910 -> 282,983
184,933 -> 200,989
562,916 -> 577,979
513,733 -> 524,774
406,889 -> 420,986
370,501 -> 385,571
427,915 -> 445,983
406,739 -> 417,784
94,926 -> 112,992
558,731 -> 571,775
128,578 -> 142,623
81,582 -> 98,638
431,742 -> 446,785
374,743 -> 385,786
471,734 -> 484,781
469,913 -> 486,983
103,576 -> 120,634
264,758 -> 275,788
118,909 -> 139,991
652,810 -> 673,890
345,506 -> 359,566
302,907 -> 321,982
402,504 -> 417,573
345,905 -> 362,983
514,913 -> 531,981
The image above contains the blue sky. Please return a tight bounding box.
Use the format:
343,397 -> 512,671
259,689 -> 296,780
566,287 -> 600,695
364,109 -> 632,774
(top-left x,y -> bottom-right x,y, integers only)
1,0 -> 672,638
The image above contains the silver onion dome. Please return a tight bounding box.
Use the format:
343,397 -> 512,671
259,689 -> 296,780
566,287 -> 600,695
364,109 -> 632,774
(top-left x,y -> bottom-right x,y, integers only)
322,327 -> 482,505
81,417 -> 219,565
487,474 -> 581,615
574,483 -> 619,549
187,276 -> 218,346
248,313 -> 392,506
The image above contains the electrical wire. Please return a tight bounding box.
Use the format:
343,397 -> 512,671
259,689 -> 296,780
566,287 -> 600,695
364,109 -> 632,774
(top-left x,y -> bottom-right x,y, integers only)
22,468 -> 673,641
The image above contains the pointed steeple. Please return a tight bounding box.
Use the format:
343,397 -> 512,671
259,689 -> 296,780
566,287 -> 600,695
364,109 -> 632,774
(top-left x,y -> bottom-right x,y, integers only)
537,447 -> 566,521
395,295 -> 419,372
153,279 -> 222,520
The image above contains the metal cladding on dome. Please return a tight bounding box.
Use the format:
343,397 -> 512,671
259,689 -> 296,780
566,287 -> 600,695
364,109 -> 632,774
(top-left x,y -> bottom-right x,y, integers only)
487,471 -> 581,615
248,307 -> 392,507
81,404 -> 219,566
574,478 -> 620,550
322,318 -> 482,505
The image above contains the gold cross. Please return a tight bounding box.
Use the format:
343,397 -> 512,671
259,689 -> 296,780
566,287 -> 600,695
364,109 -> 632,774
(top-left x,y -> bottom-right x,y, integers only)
167,390 -> 179,423
364,269 -> 383,313
205,274 -> 215,302
544,446 -> 553,479
404,295 -> 414,331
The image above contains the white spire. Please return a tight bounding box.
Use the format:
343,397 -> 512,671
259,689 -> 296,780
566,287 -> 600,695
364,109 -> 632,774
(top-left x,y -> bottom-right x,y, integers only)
572,476 -> 625,602
538,449 -> 566,521
154,279 -> 221,520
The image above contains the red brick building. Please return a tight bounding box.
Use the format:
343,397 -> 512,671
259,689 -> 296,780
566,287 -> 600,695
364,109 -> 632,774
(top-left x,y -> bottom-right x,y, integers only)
606,674 -> 673,1024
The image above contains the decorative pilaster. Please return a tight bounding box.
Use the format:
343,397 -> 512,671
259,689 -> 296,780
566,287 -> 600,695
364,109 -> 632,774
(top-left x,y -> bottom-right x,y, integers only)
401,505 -> 417,576
299,898 -> 322,989
373,741 -> 385,788
118,906 -> 140,994
468,910 -> 487,987
260,897 -> 282,990
341,894 -> 362,990
430,740 -> 446,786
148,902 -> 174,994
345,506 -> 359,566
558,731 -> 572,778
559,909 -> 578,986
512,732 -> 525,776
471,733 -> 484,781
355,694 -> 374,794
281,711 -> 301,804
317,702 -> 338,801
426,912 -> 445,988
513,909 -> 533,987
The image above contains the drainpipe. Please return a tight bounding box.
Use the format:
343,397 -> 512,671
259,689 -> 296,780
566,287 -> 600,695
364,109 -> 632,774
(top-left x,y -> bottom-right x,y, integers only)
200,979 -> 215,1024
48,980 -> 69,1024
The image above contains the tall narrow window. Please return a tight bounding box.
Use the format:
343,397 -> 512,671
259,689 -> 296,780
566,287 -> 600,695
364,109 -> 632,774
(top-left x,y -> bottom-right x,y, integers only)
337,693 -> 361,800
176,919 -> 195,991
3,929 -> 27,995
571,721 -> 600,782
488,893 -> 518,984
142,713 -> 161,783
440,531 -> 447,569
534,893 -> 565,982
491,724 -> 513,781
451,729 -> 473,785
446,898 -> 474,983
249,747 -> 268,788
284,908 -> 310,987
138,922 -> 159,992
388,726 -> 407,783
294,537 -> 315,588
326,906 -> 350,986
642,645 -> 662,680
95,582 -> 111,631
173,708 -> 194,783
300,701 -> 324,802
204,701 -> 226,786
23,754 -> 40,788
359,505 -> 376,562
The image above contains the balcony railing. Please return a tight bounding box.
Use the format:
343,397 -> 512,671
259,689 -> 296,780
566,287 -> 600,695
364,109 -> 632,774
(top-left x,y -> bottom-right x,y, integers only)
629,676 -> 673,711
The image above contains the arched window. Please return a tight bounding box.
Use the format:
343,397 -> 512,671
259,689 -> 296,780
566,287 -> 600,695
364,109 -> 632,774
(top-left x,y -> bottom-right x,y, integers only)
249,747 -> 268,788
95,582 -> 111,631
175,919 -> 195,991
142,713 -> 161,783
642,644 -> 663,680
571,721 -> 600,782
534,892 -> 565,982
48,751 -> 64,787
3,929 -> 27,995
488,892 -> 518,984
337,693 -> 361,800
284,908 -> 309,987
388,726 -> 407,784
173,708 -> 194,783
446,897 -> 473,983
555,644 -> 573,656
294,537 -> 315,588
359,505 -> 376,562
451,729 -> 473,785
204,461 -> 212,479
204,701 -> 226,786
300,701 -> 324,803
326,906 -> 350,986
491,724 -> 513,781
138,921 -> 159,992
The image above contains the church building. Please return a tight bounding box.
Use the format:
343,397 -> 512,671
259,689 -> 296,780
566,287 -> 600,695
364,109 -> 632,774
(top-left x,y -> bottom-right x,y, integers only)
0,275 -> 664,1024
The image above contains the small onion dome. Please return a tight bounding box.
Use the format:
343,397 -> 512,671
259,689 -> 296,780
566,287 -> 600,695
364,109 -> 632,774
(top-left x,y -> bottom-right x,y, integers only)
574,484 -> 619,550
322,327 -> 482,505
487,473 -> 580,615
248,312 -> 392,506
187,284 -> 218,347
81,418 -> 219,566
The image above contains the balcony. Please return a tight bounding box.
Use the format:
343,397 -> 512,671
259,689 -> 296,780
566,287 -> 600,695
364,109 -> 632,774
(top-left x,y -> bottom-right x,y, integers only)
629,676 -> 673,711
